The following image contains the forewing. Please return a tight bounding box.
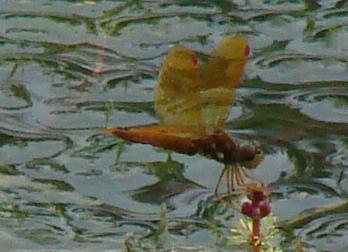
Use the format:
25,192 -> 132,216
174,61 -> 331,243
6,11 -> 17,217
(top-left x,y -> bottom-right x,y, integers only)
154,45 -> 203,135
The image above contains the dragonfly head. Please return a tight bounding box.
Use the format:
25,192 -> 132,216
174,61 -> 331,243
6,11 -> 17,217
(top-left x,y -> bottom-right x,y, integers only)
241,145 -> 263,170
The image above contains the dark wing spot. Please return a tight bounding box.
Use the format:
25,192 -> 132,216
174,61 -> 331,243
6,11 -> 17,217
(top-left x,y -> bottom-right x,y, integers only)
244,45 -> 250,57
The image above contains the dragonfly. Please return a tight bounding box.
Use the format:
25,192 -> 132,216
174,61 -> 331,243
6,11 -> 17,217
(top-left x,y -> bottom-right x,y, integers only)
106,34 -> 262,196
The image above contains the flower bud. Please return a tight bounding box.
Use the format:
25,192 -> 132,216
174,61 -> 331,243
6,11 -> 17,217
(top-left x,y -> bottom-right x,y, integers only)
259,203 -> 271,218
241,201 -> 253,217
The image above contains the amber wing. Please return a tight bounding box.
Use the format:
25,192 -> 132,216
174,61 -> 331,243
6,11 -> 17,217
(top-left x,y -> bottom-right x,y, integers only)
155,34 -> 249,136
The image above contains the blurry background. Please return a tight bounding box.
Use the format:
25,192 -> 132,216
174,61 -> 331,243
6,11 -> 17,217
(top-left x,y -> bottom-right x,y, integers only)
0,0 -> 348,251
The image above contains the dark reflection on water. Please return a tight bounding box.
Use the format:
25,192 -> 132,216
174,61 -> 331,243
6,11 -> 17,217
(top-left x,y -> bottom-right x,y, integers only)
0,0 -> 348,250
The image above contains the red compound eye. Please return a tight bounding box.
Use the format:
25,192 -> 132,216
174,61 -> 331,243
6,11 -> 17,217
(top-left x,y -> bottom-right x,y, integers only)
191,54 -> 198,66
244,45 -> 250,57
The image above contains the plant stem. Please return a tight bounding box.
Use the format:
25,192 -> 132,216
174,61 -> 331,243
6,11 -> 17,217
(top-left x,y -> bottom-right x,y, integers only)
252,217 -> 261,252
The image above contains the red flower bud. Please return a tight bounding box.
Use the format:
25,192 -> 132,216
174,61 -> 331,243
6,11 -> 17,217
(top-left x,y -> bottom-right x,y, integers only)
259,203 -> 271,218
241,201 -> 253,217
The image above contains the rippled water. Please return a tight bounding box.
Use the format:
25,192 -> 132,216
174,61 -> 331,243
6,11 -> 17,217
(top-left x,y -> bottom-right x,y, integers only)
1,0 -> 348,251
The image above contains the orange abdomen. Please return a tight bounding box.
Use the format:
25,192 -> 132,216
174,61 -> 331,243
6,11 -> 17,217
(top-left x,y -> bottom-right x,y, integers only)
107,126 -> 258,165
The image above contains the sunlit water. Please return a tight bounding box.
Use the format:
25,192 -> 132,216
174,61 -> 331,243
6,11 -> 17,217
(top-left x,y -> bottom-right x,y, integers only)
0,0 -> 348,251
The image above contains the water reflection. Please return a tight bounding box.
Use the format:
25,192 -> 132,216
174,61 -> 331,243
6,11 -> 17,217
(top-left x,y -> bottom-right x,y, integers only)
126,158 -> 204,206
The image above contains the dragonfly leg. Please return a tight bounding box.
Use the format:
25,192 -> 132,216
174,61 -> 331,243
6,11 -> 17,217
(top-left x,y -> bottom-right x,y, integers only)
226,166 -> 230,194
231,164 -> 237,193
240,165 -> 264,185
239,165 -> 251,179
226,165 -> 232,194
214,166 -> 227,198
235,164 -> 245,187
